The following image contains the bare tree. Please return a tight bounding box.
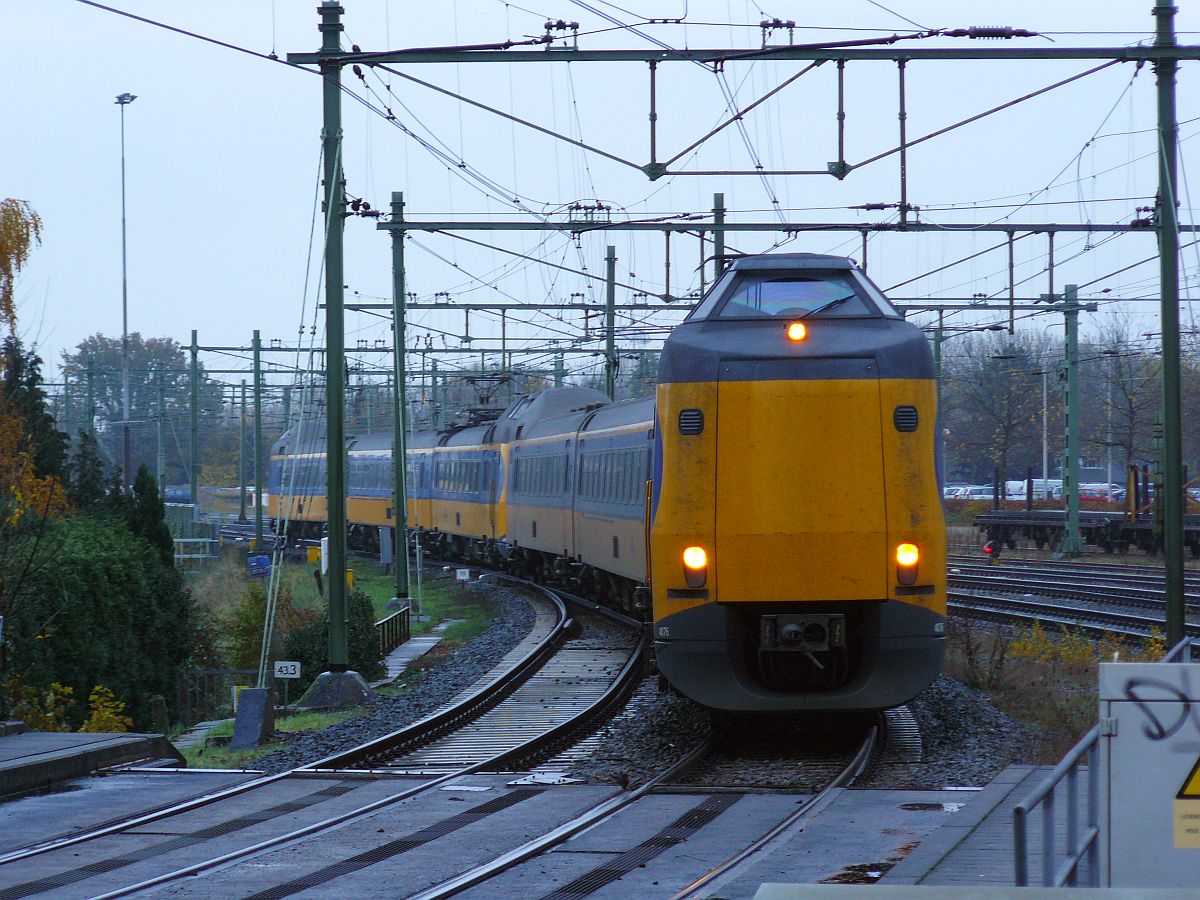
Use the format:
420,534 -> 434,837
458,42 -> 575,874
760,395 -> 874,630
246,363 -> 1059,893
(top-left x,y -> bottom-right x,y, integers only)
941,330 -> 1061,485
1080,316 -> 1161,481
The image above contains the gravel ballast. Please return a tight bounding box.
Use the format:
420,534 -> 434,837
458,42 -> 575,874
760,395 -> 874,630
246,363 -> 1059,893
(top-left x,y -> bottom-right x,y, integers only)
857,674 -> 1041,789
246,584 -> 535,774
237,576 -> 1037,790
567,673 -> 1038,790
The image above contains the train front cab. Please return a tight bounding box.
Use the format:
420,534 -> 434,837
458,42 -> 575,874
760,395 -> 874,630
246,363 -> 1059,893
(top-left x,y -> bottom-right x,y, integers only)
650,254 -> 946,713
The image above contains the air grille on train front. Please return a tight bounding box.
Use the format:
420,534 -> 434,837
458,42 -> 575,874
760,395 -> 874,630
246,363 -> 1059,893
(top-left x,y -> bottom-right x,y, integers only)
678,409 -> 704,435
893,406 -> 919,432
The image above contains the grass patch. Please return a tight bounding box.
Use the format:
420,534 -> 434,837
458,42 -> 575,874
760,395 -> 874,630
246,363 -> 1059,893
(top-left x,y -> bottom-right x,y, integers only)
944,616 -> 1166,763
182,706 -> 364,769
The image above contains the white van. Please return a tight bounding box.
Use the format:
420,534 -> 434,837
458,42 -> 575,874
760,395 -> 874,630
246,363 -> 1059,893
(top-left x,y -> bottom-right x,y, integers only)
1006,479 -> 1062,500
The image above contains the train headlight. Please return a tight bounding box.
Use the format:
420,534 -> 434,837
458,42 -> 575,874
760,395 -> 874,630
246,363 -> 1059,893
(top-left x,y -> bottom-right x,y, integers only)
786,321 -> 807,342
683,546 -> 708,587
896,542 -> 919,585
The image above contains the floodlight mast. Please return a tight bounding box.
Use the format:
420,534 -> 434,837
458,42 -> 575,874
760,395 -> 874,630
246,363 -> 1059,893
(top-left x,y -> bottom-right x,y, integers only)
116,91 -> 136,492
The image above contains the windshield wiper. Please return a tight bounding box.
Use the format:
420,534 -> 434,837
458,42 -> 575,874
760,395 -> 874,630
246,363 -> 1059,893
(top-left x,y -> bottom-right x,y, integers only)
798,292 -> 855,318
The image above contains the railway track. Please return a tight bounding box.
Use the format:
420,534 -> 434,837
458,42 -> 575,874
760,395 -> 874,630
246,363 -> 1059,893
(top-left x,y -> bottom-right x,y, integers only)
947,553 -> 1200,639
0,578 -> 656,899
948,553 -> 1200,586
948,566 -> 1200,614
312,578 -> 645,774
406,716 -> 881,899
946,588 -> 1199,640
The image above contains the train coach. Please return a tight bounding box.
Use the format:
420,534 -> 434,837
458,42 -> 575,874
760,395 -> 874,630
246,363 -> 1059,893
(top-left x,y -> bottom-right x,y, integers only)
269,252 -> 946,714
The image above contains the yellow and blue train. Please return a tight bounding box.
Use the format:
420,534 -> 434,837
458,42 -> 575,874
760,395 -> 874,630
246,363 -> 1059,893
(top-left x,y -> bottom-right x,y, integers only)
269,252 -> 946,713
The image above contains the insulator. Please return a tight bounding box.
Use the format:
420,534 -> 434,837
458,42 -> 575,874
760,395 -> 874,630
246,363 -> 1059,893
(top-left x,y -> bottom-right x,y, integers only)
968,26 -> 1016,39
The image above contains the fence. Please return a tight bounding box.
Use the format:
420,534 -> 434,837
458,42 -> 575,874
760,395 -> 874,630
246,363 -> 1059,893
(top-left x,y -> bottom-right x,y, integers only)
376,605 -> 411,657
177,668 -> 257,727
176,609 -> 410,727
1013,638 -> 1199,886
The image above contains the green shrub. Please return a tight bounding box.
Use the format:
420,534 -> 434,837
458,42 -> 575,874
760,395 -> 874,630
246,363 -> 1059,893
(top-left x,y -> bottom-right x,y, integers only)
282,590 -> 384,695
224,582 -> 321,671
2,515 -> 191,729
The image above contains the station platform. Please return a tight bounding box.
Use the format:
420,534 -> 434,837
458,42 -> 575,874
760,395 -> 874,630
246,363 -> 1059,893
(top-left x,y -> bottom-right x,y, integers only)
0,729 -> 183,798
755,764 -> 1200,897
881,764 -> 1042,887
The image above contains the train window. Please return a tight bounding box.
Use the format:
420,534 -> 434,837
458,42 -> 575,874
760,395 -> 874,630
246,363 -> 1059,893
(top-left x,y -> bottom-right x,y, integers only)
850,268 -> 901,317
581,452 -> 601,499
683,270 -> 735,322
716,272 -> 872,319
506,396 -> 534,418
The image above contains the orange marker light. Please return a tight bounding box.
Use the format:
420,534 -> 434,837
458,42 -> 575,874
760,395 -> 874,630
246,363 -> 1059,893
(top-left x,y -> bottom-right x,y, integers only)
683,546 -> 708,569
786,321 -> 807,342
896,543 -> 919,567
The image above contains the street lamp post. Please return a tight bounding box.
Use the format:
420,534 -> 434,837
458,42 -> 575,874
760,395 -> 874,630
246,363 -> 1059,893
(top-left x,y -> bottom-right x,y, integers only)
116,91 -> 137,492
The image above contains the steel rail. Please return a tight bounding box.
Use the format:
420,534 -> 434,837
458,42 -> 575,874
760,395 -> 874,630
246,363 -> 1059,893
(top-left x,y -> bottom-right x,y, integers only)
0,582 -> 565,868
90,585 -> 647,899
667,721 -> 881,900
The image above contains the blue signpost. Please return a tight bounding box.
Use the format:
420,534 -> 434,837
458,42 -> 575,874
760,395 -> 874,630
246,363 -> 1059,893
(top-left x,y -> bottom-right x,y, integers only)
247,554 -> 270,579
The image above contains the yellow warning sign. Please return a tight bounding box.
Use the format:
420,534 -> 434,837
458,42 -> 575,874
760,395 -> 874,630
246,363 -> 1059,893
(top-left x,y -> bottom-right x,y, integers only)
1174,755 -> 1200,848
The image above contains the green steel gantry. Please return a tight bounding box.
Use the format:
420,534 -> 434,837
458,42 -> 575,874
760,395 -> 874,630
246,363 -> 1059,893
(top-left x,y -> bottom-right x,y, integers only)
285,0 -> 1194,658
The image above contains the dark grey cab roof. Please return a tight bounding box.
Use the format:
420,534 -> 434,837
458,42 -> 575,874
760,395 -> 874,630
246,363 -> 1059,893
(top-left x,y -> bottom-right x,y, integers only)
726,253 -> 856,270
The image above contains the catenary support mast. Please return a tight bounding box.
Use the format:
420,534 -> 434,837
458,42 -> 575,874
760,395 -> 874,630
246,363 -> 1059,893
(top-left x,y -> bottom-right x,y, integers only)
320,1 -> 349,671
1156,0 -> 1185,646
390,192 -> 411,609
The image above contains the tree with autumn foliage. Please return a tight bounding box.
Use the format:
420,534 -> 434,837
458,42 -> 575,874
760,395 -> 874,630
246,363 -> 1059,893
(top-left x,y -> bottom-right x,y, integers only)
0,200 -> 197,728
0,199 -> 66,615
0,199 -> 41,335
0,199 -> 67,717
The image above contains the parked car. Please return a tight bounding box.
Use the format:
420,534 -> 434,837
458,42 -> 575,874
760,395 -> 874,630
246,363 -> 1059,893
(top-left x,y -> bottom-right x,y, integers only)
1079,483 -> 1125,502
955,485 -> 995,500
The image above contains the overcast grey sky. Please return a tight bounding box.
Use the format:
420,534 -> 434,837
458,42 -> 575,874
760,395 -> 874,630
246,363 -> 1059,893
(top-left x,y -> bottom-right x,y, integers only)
7,1 -> 1200,389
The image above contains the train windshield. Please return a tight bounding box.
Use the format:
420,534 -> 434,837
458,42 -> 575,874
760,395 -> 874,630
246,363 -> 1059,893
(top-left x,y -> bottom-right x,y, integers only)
715,272 -> 874,319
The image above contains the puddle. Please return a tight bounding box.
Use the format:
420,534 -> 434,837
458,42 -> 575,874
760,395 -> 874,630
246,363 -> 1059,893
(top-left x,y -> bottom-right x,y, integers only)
819,862 -> 893,884
900,801 -> 963,812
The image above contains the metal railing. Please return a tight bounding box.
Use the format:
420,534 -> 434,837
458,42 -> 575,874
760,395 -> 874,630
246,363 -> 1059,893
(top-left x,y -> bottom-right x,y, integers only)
1013,724 -> 1101,887
1014,637 -> 1199,886
376,605 -> 411,656
174,537 -> 218,562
